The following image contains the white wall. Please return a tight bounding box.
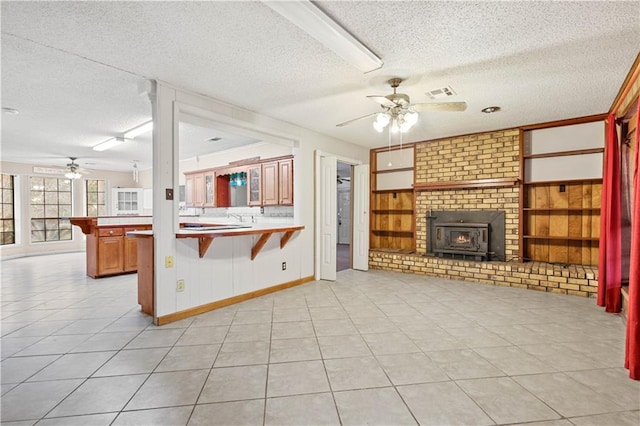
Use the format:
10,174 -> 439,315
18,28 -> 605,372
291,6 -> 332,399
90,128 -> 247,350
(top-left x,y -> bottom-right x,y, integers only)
0,161 -> 141,259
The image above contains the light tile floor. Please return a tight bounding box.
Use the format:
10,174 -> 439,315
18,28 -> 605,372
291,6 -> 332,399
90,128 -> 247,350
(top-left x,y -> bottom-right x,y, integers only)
1,252 -> 639,425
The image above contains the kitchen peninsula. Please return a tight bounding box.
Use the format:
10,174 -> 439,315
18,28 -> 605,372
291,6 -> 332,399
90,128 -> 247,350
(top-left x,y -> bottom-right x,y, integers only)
128,223 -> 306,324
69,216 -> 152,278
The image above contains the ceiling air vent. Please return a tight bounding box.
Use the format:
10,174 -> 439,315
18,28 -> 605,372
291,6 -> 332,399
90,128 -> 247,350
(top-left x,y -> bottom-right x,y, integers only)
426,86 -> 456,100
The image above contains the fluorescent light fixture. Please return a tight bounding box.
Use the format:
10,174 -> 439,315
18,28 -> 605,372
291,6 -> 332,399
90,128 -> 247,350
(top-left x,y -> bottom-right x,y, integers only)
93,137 -> 126,152
124,121 -> 153,139
264,0 -> 383,73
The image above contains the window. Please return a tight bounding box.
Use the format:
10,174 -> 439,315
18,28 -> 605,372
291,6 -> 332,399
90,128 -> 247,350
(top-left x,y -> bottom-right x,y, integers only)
86,179 -> 107,216
1,174 -> 15,245
30,177 -> 72,242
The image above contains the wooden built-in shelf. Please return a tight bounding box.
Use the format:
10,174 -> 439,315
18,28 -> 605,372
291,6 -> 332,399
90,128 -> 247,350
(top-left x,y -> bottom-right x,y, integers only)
373,167 -> 414,174
371,248 -> 415,254
523,235 -> 600,242
372,209 -> 414,214
523,208 -> 601,212
372,229 -> 414,236
414,178 -> 519,191
523,147 -> 604,159
372,188 -> 414,194
525,178 -> 603,185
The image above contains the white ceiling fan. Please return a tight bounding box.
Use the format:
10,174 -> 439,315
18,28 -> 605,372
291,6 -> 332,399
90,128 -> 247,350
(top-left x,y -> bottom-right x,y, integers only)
64,157 -> 84,179
336,78 -> 467,132
32,157 -> 93,178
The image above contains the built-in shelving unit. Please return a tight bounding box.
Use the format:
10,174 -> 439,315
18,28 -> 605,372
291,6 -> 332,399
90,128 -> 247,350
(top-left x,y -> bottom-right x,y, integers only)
370,146 -> 415,252
520,115 -> 606,265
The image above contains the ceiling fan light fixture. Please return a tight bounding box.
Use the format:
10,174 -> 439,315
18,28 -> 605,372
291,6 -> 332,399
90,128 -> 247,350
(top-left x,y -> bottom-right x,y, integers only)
64,171 -> 82,180
375,112 -> 390,126
93,137 -> 126,152
264,0 -> 383,73
390,119 -> 400,134
405,111 -> 418,126
373,121 -> 385,133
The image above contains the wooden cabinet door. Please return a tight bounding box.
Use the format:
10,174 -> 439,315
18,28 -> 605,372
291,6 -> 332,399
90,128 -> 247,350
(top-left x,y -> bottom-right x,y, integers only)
193,173 -> 205,206
204,172 -> 215,207
184,174 -> 194,206
97,236 -> 124,276
123,236 -> 138,272
279,159 -> 293,205
262,162 -> 278,205
248,165 -> 262,206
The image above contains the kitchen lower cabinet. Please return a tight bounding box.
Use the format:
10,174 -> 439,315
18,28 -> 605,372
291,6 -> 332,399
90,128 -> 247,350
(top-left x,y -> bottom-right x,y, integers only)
96,228 -> 124,276
70,217 -> 152,278
124,227 -> 142,272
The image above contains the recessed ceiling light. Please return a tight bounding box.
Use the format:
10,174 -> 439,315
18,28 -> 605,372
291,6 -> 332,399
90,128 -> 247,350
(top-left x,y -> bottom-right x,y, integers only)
207,137 -> 222,142
2,107 -> 19,115
481,106 -> 501,114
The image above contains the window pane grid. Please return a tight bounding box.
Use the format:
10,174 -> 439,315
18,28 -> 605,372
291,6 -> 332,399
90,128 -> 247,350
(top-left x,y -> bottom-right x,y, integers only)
30,177 -> 72,242
86,179 -> 106,218
0,174 -> 15,245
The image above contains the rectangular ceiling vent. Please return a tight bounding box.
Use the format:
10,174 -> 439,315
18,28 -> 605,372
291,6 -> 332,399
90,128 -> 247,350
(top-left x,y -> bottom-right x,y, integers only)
426,86 -> 456,100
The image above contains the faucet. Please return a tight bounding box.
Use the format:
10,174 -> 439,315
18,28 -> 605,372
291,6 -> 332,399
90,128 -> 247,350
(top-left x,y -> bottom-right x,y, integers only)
228,213 -> 243,222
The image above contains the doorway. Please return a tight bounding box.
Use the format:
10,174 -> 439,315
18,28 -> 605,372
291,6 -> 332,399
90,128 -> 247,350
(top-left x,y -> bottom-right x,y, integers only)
337,161 -> 352,271
316,152 -> 369,281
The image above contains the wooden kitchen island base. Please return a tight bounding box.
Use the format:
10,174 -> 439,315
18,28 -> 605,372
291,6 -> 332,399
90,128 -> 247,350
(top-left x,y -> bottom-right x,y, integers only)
69,217 -> 152,278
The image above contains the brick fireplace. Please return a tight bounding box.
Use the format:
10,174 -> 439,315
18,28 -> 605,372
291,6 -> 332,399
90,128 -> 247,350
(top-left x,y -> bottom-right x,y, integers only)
369,128 -> 599,297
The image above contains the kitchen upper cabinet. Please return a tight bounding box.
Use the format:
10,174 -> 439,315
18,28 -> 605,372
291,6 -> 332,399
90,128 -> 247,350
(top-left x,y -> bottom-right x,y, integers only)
112,188 -> 143,215
278,158 -> 293,205
262,159 -> 293,206
184,170 -> 215,207
262,161 -> 279,206
184,155 -> 293,208
193,173 -> 205,206
248,165 -> 262,206
184,174 -> 194,206
204,171 -> 215,206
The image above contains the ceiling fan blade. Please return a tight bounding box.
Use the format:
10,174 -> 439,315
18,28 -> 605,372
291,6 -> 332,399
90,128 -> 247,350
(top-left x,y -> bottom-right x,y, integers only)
412,102 -> 468,112
367,95 -> 397,108
336,112 -> 377,127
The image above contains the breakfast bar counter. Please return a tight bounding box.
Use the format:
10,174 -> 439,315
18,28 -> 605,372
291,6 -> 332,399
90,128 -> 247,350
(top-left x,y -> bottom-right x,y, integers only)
127,223 -> 305,321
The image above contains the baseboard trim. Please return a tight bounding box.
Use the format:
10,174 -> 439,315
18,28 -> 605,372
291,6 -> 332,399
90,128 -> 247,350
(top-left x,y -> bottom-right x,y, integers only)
156,275 -> 315,325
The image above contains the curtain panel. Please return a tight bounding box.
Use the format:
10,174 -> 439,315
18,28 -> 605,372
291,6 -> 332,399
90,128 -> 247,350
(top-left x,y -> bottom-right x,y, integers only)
597,114 -> 622,312
625,102 -> 640,379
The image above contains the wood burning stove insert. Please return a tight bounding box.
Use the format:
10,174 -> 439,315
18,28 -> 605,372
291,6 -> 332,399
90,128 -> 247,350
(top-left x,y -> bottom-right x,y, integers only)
433,222 -> 490,261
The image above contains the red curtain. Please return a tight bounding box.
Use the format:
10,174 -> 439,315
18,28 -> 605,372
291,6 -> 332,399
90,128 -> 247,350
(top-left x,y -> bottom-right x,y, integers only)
625,102 -> 640,379
597,114 -> 622,312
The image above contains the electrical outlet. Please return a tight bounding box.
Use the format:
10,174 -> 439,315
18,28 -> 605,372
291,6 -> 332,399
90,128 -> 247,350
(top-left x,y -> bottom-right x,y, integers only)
165,256 -> 174,268
176,279 -> 185,292
282,262 -> 287,271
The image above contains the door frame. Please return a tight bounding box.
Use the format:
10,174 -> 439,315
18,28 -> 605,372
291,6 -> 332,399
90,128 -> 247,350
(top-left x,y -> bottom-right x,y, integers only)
314,150 -> 362,280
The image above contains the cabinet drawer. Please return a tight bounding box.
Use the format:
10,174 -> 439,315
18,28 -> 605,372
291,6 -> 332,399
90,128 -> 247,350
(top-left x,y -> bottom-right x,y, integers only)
98,228 -> 123,237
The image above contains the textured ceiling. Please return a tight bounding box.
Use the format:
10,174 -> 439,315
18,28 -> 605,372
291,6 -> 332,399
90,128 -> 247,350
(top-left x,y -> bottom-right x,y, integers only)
1,1 -> 639,172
